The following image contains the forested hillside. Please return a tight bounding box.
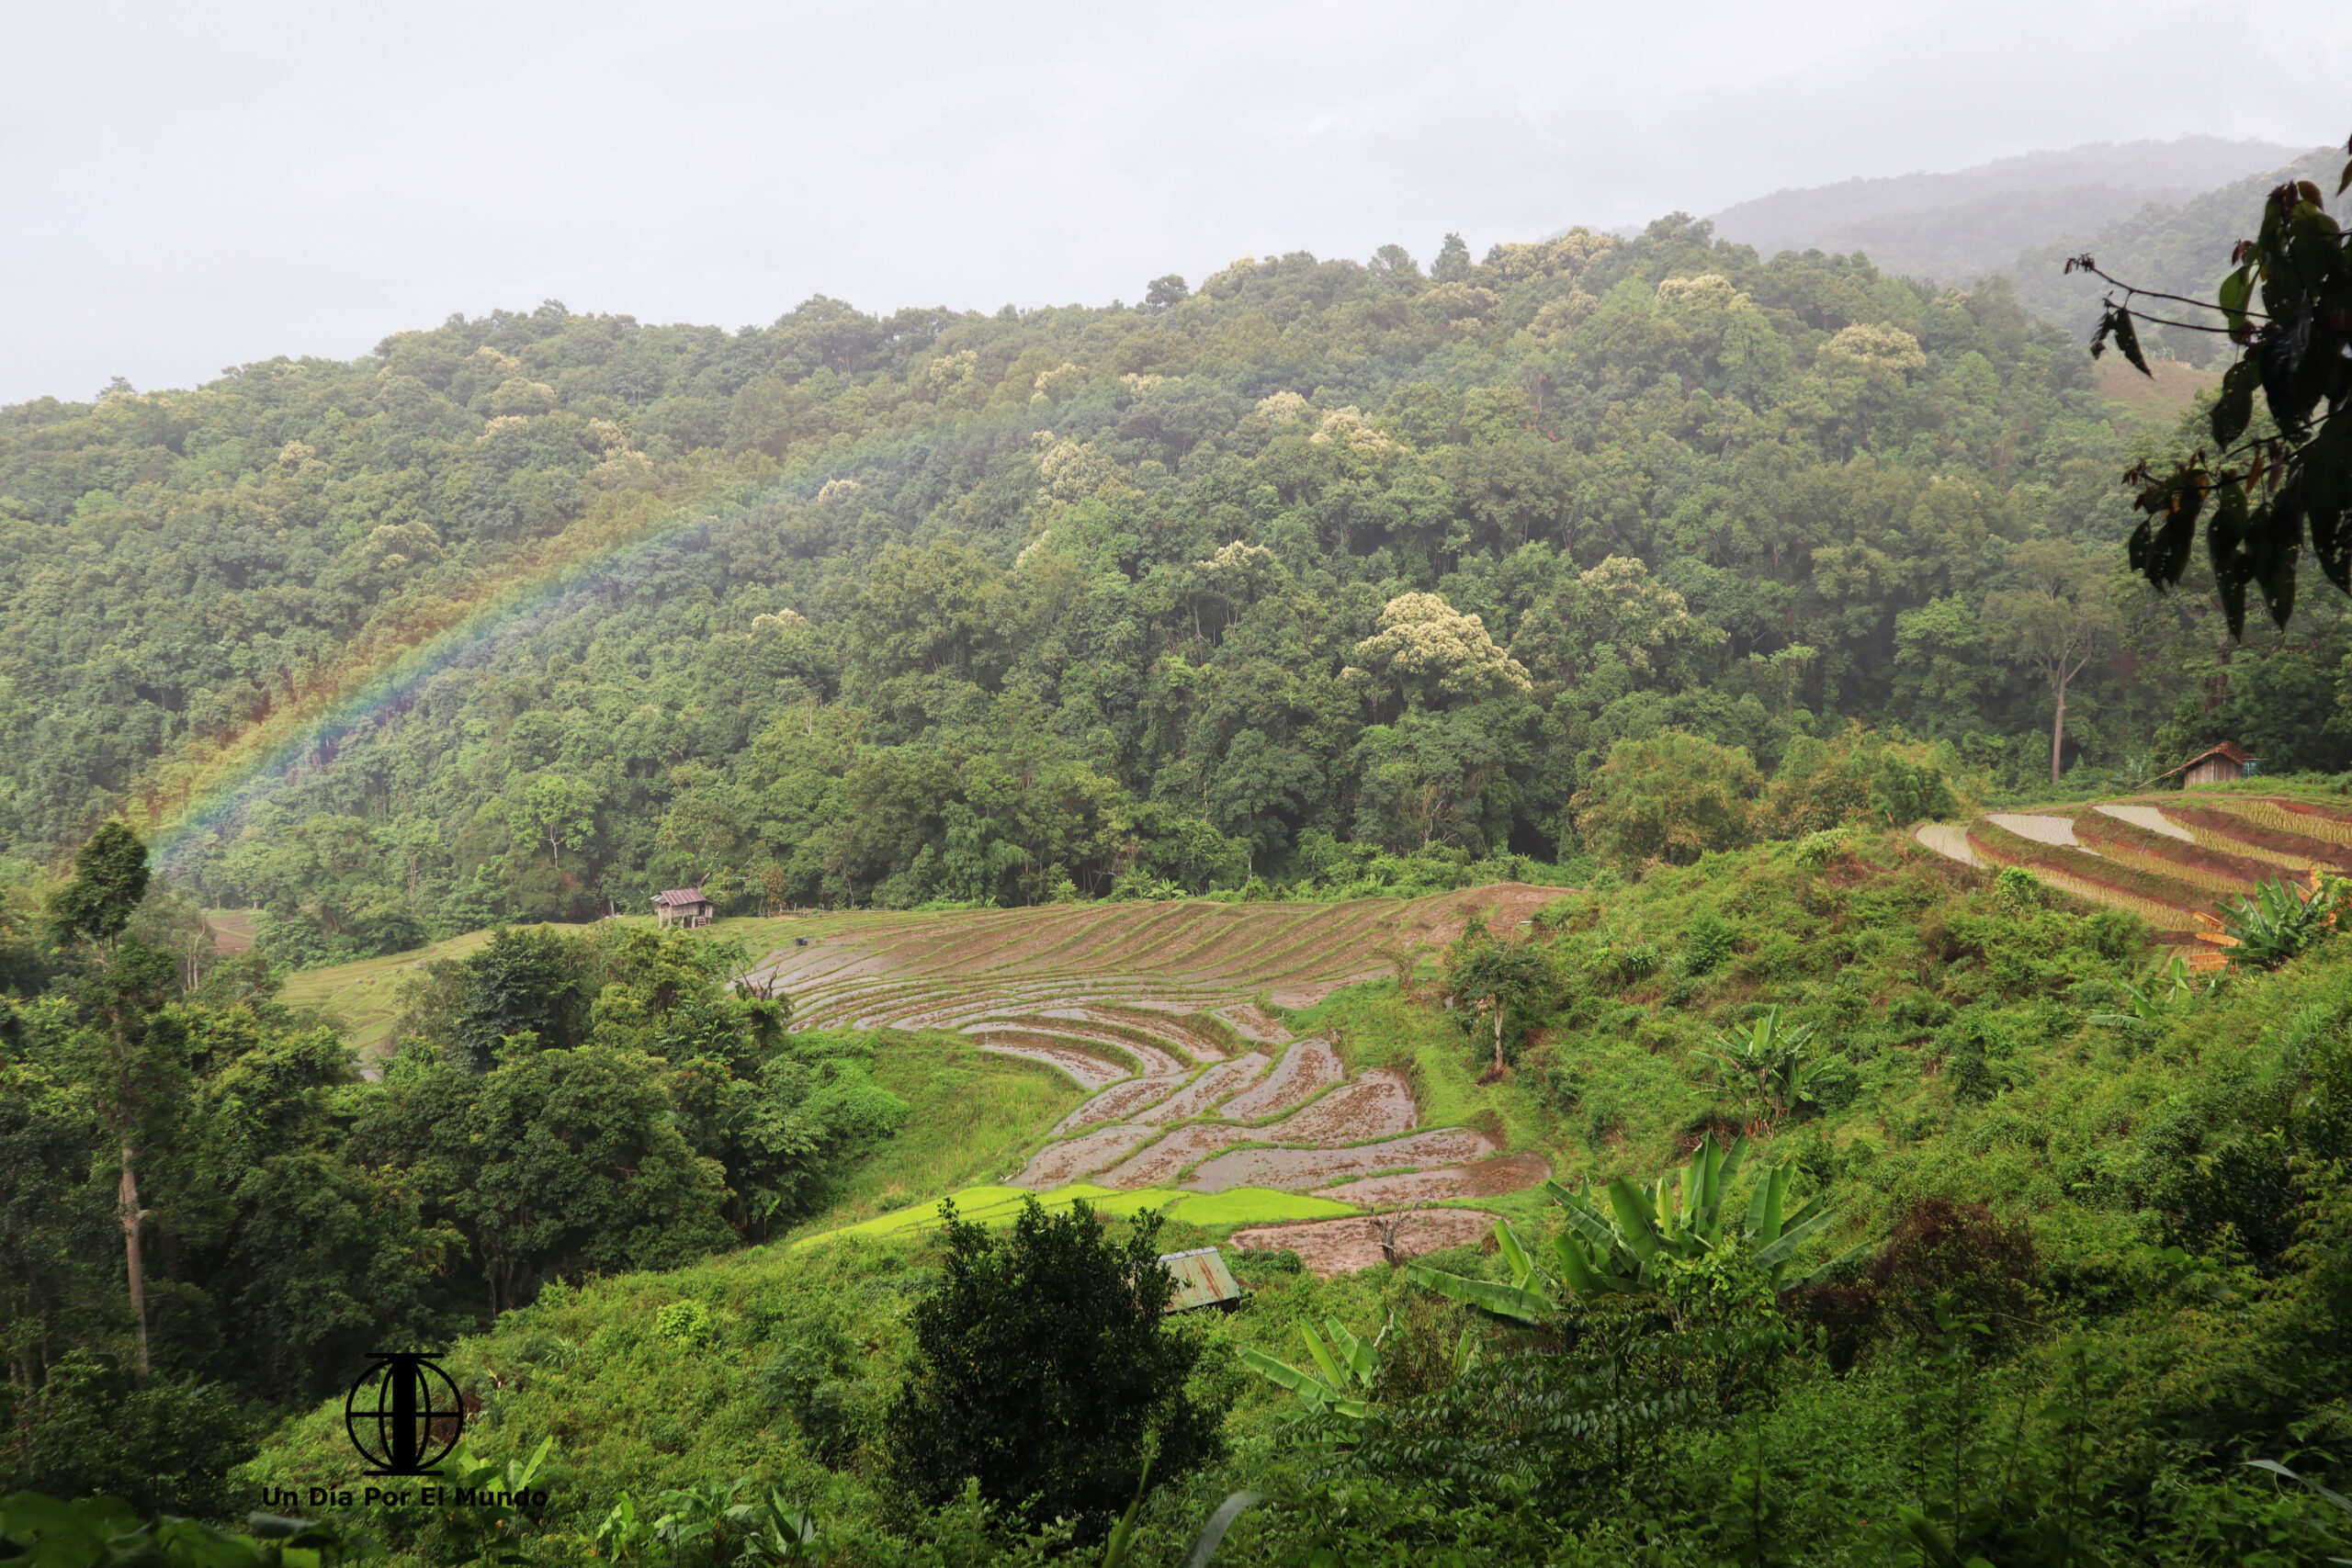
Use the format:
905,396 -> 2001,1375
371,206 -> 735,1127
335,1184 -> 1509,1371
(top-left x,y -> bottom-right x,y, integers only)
6,208 -> 2349,967
2012,144 -> 2346,359
1708,135 -> 2301,287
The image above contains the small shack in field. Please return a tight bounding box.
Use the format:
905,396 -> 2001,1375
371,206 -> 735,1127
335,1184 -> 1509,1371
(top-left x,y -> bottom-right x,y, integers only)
2163,741 -> 2260,789
1159,1247 -> 1243,1313
651,886 -> 717,929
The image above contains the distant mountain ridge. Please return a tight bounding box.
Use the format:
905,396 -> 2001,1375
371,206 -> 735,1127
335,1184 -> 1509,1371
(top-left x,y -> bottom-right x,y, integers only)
2011,145 -> 2345,361
1699,135 -> 2335,359
1706,136 -> 2302,281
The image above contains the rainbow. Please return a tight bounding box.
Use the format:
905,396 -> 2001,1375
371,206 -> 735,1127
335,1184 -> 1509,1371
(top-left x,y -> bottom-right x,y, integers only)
120,399 -> 1010,876
138,492 -> 721,874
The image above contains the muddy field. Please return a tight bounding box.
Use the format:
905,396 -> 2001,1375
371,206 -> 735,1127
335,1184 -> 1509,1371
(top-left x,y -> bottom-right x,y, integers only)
1319,1150 -> 1552,1205
1185,1128 -> 1497,1192
1218,1040 -> 1344,1122
1231,1209 -> 1501,1277
1268,1069 -> 1417,1143
1135,1054 -> 1269,1124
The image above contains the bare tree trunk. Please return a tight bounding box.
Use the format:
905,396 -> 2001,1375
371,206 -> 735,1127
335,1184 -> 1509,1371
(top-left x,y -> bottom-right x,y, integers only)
119,1148 -> 150,1377
2050,671 -> 2069,784
1493,1007 -> 1505,1077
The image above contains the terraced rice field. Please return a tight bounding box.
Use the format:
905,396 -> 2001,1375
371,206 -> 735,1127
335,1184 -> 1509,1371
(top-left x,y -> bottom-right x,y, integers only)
1914,792 -> 2352,969
760,885 -> 1564,1243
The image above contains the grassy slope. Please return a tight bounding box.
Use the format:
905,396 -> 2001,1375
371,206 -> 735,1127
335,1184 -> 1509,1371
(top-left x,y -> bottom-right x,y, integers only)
244,823 -> 2352,1555
249,832 -> 2352,1560
811,1035 -> 1083,1223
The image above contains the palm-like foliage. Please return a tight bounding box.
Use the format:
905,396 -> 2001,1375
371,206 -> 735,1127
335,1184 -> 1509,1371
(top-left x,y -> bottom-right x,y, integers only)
2223,872 -> 2342,969
1405,1134 -> 1844,1325
1238,1316 -> 1462,1419
1690,1006 -> 1836,1133
2088,953 -> 2199,1027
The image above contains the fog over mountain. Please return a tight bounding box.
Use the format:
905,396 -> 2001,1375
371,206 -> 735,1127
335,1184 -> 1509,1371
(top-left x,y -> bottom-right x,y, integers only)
5,0 -> 2349,405
1706,136 -> 2309,283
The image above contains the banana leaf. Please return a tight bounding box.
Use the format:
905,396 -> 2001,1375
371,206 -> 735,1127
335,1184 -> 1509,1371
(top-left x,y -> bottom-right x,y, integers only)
1401,1260 -> 1550,1325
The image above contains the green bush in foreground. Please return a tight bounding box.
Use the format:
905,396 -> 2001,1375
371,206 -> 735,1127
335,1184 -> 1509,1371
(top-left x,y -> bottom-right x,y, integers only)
882,1199 -> 1227,1544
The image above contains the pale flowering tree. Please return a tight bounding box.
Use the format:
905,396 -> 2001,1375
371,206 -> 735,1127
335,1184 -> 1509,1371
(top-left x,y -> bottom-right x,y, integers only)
1345,592 -> 1532,715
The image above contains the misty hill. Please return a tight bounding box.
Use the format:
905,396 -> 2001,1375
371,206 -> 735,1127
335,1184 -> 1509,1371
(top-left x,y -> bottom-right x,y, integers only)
1708,135 -> 2306,288
2011,143 -> 2346,360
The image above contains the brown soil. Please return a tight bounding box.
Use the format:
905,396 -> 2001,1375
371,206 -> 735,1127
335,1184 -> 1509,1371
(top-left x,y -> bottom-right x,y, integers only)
1012,1123 -> 1165,1188
205,909 -> 259,955
1212,1003 -> 1294,1043
1185,1128 -> 1496,1192
973,1041 -> 1131,1091
1054,1077 -> 1186,1135
1269,1069 -> 1417,1143
1099,1124 -> 1256,1188
2166,807 -> 2352,872
763,884 -> 1573,1033
1319,1151 -> 1552,1206
1230,1209 -> 1501,1279
2074,813 -> 2273,887
1135,1054 -> 1270,1124
1058,1006 -> 1229,1062
978,1020 -> 1190,1077
1219,1040 -> 1344,1122
1269,970 -> 1389,1010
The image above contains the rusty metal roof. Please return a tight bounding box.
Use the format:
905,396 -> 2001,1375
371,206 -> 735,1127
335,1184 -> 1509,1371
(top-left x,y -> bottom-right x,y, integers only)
651,887 -> 711,907
1159,1247 -> 1241,1312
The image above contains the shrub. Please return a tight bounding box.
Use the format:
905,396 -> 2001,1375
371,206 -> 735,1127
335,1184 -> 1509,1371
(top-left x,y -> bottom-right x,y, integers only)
882,1198 -> 1225,1542
1571,732 -> 1761,875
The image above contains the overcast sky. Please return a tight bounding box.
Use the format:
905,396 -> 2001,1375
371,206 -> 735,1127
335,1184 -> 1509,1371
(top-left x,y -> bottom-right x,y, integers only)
5,0 -> 2347,406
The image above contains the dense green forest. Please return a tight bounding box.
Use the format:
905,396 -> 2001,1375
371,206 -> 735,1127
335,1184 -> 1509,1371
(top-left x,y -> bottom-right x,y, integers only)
5,816 -> 2351,1564
6,164 -> 2352,1566
7,189 -> 2350,965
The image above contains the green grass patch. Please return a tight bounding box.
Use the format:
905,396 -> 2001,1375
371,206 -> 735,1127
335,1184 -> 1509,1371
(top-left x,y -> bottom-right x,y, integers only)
1164,1187 -> 1357,1226
804,1037 -> 1084,1230
796,1180 -> 1356,1247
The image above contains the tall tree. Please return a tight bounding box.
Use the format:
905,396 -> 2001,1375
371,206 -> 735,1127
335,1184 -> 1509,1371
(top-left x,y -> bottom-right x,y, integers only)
1983,541 -> 2120,784
47,822 -> 150,955
76,942 -> 187,1377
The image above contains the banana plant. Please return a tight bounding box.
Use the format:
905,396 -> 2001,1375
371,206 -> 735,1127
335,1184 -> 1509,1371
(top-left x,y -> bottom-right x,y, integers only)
1238,1310 -> 1484,1416
2089,953 -> 2198,1027
2224,871 -> 2343,969
1691,1006 -> 1833,1133
1405,1134 -> 1845,1325
1238,1318 -> 1384,1417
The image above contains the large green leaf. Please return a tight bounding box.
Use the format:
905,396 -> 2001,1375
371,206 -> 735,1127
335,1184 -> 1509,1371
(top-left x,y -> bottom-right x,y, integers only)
1605,1179 -> 1665,1263
1754,1199 -> 1838,1269
1299,1325 -> 1349,1388
1495,1218 -> 1538,1286
1326,1318 -> 1374,1383
1402,1262 -> 1550,1324
1238,1347 -> 1328,1399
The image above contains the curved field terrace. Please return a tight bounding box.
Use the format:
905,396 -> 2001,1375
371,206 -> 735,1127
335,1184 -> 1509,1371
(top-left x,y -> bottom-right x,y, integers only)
756,886 -> 1563,1238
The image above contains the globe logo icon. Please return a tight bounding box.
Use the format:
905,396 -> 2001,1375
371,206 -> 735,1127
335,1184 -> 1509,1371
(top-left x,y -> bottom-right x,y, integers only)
345,1352 -> 464,1475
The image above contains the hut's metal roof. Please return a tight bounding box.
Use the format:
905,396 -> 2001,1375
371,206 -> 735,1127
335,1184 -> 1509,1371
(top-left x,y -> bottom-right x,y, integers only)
651,887 -> 712,908
1159,1247 -> 1242,1312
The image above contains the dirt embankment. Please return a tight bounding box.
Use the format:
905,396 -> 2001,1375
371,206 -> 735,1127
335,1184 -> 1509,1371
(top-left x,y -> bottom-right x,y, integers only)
1232,1209 -> 1500,1277
1319,1150 -> 1551,1205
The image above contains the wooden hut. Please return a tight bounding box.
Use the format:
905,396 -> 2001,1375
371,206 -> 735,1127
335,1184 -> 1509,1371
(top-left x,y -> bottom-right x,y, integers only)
2165,741 -> 2259,789
1159,1247 -> 1243,1313
651,886 -> 717,929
